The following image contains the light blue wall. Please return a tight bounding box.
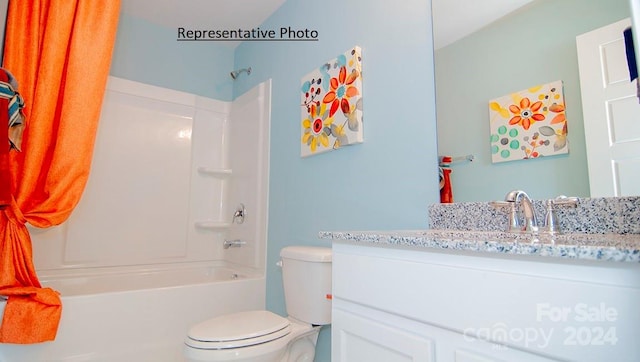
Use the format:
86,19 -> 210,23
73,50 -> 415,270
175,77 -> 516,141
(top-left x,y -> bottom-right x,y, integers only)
110,13 -> 235,101
435,0 -> 630,202
233,0 -> 438,360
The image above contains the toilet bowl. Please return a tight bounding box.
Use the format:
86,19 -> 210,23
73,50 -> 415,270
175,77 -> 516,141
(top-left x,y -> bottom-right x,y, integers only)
184,310 -> 320,362
183,246 -> 332,362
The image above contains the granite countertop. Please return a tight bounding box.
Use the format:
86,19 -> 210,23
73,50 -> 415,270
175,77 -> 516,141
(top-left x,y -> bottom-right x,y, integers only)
319,229 -> 640,263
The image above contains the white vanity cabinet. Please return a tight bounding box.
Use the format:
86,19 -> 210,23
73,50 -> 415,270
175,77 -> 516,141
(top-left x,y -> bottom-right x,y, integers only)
331,242 -> 640,362
332,301 -> 556,362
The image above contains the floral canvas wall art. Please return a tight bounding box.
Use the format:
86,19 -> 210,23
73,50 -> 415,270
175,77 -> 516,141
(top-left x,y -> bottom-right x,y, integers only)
489,80 -> 568,163
301,46 -> 363,157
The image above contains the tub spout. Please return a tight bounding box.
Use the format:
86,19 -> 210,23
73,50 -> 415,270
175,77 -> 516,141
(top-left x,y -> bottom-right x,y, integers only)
223,239 -> 246,249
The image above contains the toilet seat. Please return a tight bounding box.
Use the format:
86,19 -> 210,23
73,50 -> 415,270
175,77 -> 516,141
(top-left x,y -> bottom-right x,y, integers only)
185,310 -> 291,350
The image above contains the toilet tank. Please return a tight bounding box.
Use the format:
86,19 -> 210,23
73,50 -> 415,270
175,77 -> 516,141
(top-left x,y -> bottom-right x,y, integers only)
280,246 -> 332,325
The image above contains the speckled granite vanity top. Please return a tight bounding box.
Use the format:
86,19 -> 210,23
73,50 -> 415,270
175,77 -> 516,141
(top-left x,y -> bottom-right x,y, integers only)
320,230 -> 640,263
321,196 -> 640,263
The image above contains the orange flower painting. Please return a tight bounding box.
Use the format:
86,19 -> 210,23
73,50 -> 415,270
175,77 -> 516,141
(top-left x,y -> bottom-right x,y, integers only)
489,80 -> 568,163
301,46 -> 363,157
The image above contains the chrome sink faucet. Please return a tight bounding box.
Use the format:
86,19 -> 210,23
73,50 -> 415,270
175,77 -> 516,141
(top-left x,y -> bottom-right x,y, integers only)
504,190 -> 539,233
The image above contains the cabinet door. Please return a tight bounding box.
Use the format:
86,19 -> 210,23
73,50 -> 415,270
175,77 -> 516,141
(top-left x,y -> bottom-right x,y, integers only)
332,309 -> 435,362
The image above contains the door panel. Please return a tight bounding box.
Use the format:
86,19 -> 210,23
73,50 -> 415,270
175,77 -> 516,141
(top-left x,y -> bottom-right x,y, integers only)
577,18 -> 640,197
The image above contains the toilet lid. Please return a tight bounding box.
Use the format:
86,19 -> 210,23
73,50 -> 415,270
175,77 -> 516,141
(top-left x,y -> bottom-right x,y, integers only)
186,310 -> 291,350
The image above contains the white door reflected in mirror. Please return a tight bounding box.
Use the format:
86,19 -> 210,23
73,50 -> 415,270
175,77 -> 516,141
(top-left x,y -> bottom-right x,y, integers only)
577,18 -> 640,197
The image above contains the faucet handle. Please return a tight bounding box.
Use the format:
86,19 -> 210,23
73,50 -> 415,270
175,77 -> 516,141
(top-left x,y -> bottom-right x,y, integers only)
550,195 -> 579,207
490,200 -> 520,232
489,201 -> 510,207
542,200 -> 560,234
541,197 -> 578,234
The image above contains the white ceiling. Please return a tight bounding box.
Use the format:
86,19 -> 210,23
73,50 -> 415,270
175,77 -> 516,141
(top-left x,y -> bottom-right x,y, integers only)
121,0 -> 535,49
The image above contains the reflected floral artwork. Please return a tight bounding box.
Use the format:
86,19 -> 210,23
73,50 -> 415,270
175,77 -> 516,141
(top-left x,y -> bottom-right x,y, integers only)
300,46 -> 363,157
488,80 -> 568,163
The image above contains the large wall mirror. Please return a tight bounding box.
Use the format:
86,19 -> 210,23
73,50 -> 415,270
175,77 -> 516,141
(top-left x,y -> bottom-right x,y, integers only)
433,0 -> 637,203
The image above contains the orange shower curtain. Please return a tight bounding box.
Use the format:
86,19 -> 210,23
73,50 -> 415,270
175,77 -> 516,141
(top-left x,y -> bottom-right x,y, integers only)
0,0 -> 120,343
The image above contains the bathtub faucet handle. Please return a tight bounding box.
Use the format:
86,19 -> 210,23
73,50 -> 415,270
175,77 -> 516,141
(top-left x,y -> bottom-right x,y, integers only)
232,203 -> 246,224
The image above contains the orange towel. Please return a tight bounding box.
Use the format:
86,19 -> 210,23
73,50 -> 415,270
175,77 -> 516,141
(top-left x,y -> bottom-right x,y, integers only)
439,156 -> 454,203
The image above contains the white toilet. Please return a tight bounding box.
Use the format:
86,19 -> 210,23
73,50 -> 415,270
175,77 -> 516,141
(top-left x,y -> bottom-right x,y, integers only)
184,246 -> 332,362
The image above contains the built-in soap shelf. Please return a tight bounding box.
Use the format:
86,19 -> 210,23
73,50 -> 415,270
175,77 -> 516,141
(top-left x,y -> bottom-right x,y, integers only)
194,220 -> 231,230
197,167 -> 232,178
194,167 -> 232,230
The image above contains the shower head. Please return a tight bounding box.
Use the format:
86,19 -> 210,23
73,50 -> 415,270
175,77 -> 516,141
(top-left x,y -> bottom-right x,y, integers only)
230,67 -> 252,80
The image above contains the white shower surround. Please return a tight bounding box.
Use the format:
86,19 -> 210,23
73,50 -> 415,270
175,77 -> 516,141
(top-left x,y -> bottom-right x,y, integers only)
0,77 -> 271,361
30,75 -> 271,272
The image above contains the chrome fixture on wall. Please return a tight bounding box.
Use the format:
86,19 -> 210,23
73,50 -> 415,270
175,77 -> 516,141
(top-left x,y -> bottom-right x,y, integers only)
230,67 -> 251,80
224,239 -> 246,249
233,203 -> 246,224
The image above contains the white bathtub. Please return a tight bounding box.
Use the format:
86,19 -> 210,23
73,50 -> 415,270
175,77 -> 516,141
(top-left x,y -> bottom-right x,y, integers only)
0,262 -> 265,362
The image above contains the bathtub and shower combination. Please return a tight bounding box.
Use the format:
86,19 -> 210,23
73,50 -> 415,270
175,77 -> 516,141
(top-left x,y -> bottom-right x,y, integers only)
0,76 -> 272,361
0,263 -> 265,361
